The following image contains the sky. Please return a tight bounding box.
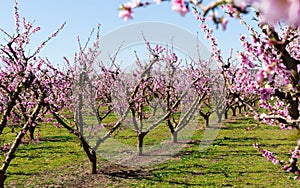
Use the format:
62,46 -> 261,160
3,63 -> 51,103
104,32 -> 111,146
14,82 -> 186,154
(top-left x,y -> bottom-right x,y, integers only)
0,0 -> 255,67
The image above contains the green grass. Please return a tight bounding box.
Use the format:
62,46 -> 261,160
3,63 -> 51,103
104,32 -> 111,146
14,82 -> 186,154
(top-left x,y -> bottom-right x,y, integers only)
0,123 -> 88,186
129,119 -> 300,187
1,114 -> 300,187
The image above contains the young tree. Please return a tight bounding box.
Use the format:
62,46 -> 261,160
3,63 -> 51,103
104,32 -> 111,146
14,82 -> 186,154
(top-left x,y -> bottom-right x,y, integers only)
50,26 -> 121,174
0,1 -> 65,185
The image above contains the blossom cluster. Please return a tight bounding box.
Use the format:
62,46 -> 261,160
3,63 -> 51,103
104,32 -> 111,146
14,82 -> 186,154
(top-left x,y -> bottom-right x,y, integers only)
119,0 -> 190,21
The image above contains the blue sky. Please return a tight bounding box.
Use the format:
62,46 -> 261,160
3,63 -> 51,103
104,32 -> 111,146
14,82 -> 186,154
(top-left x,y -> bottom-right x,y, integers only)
0,1 -> 254,65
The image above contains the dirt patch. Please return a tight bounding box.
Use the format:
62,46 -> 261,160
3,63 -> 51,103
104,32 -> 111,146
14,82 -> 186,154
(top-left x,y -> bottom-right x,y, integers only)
9,158 -> 151,187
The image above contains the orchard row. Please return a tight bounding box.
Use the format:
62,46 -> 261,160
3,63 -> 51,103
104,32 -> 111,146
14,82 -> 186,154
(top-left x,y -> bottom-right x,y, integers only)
0,0 -> 300,186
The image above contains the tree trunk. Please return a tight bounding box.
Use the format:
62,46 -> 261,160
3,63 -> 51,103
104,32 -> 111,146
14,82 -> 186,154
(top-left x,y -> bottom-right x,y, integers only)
216,109 -> 223,123
238,105 -> 242,114
217,114 -> 222,123
172,131 -> 178,143
224,110 -> 228,119
204,116 -> 209,128
80,135 -> 97,174
29,125 -> 35,140
137,132 -> 147,156
0,97 -> 43,186
0,172 -> 6,188
231,107 -> 236,116
90,150 -> 97,174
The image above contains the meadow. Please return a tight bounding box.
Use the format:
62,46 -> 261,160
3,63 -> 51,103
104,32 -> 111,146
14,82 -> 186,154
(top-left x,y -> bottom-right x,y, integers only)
3,113 -> 299,187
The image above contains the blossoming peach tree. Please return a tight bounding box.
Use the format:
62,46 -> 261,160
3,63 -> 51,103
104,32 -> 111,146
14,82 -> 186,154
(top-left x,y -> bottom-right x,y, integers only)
112,42 -> 212,156
118,0 -> 300,180
0,1 -> 66,185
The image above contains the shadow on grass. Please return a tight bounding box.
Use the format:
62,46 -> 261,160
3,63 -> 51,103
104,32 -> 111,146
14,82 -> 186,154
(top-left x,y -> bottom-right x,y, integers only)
100,161 -> 276,187
17,145 -> 67,152
6,171 -> 37,176
39,135 -> 75,142
96,133 -> 294,187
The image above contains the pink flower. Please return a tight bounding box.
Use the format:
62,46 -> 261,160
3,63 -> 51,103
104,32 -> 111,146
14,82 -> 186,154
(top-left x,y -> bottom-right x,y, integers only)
119,3 -> 134,21
2,143 -> 10,151
259,87 -> 274,100
171,0 -> 189,16
280,123 -> 287,130
153,0 -> 162,4
131,0 -> 142,7
252,0 -> 300,25
253,142 -> 259,148
240,35 -> 246,41
221,17 -> 228,30
32,26 -> 41,34
272,159 -> 279,165
54,122 -> 61,128
289,0 -> 300,25
283,165 -> 290,170
233,0 -> 247,11
256,70 -> 264,83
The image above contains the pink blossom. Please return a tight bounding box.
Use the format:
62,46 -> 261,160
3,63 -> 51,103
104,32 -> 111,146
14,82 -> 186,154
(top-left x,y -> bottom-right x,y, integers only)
153,0 -> 162,4
32,26 -> 41,34
280,123 -> 287,130
54,122 -> 61,128
262,149 -> 279,164
240,35 -> 246,41
252,0 -> 300,25
283,165 -> 290,170
253,142 -> 259,148
131,0 -> 142,7
119,3 -> 134,21
233,0 -> 248,11
2,143 -> 10,151
256,70 -> 264,83
221,17 -> 228,30
171,0 -> 189,16
259,87 -> 274,100
272,159 -> 279,165
289,0 -> 300,25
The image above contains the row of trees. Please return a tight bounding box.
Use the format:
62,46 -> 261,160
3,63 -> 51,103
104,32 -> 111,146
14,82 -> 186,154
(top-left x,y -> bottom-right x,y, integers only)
0,1 -> 226,185
0,0 -> 299,186
119,0 -> 300,181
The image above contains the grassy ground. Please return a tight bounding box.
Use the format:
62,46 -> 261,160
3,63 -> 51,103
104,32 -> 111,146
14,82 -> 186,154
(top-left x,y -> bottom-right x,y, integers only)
2,115 -> 300,187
